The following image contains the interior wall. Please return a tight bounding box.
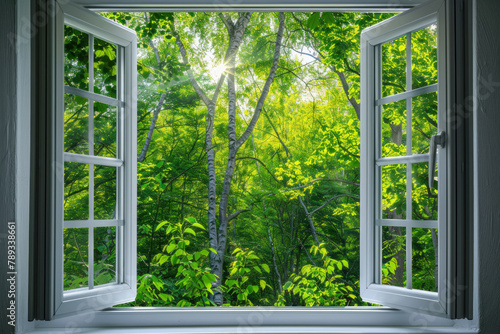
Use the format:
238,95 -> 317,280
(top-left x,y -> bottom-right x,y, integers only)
0,0 -> 17,333
475,0 -> 500,332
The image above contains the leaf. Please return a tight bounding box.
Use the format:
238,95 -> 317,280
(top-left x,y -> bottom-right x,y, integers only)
166,242 -> 176,254
283,281 -> 292,291
323,13 -> 335,25
184,228 -> 196,236
306,12 -> 321,29
192,222 -> 206,230
260,280 -> 266,290
261,263 -> 270,273
158,255 -> 169,265
200,249 -> 209,257
155,221 -> 169,231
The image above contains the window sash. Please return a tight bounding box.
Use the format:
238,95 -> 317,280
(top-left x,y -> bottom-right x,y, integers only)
360,0 -> 450,317
51,0 -> 137,318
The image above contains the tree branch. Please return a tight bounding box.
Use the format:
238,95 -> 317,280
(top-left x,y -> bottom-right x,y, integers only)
171,23 -> 212,107
309,194 -> 358,215
298,195 -> 320,246
228,206 -> 253,222
263,108 -> 290,159
138,93 -> 167,162
331,66 -> 361,119
218,13 -> 234,35
236,156 -> 280,183
282,177 -> 360,192
236,12 -> 286,149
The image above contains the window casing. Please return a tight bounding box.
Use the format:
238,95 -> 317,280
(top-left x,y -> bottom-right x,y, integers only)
24,0 -> 474,331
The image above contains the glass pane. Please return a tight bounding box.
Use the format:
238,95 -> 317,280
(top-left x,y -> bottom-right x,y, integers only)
64,162 -> 89,221
64,228 -> 89,290
412,92 -> 438,155
382,164 -> 407,219
411,25 -> 438,89
94,102 -> 117,158
94,165 -> 117,220
382,34 -> 407,97
94,38 -> 117,98
412,162 -> 438,220
412,228 -> 438,292
64,94 -> 89,155
64,26 -> 89,91
94,226 -> 117,286
382,226 -> 406,287
382,99 -> 407,157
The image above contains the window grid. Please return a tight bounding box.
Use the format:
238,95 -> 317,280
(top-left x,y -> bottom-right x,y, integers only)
375,28 -> 438,290
63,29 -> 123,291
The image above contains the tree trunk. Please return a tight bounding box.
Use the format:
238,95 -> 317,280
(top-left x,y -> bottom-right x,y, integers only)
212,12 -> 286,305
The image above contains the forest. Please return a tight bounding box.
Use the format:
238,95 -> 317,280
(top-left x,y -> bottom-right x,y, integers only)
62,11 -> 439,307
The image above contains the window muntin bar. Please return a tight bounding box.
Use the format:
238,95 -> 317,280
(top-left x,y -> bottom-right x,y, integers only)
65,86 -> 124,107
376,83 -> 437,106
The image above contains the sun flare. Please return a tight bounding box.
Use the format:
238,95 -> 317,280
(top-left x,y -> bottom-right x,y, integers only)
209,63 -> 227,80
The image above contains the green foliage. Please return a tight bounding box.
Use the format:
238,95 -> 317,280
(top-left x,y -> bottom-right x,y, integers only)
224,248 -> 271,306
276,244 -> 356,306
61,10 -> 441,308
153,218 -> 217,306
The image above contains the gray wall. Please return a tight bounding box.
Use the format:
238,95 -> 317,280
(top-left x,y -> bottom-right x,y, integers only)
0,0 -> 17,333
476,0 -> 500,332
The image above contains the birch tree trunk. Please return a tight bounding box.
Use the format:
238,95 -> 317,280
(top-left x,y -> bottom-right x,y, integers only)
212,12 -> 286,305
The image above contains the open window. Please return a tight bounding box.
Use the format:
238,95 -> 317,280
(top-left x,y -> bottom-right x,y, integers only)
51,1 -> 137,318
360,0 -> 465,318
28,0 -> 472,328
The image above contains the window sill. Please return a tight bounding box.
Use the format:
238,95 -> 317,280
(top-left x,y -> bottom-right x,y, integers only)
28,326 -> 478,334
31,307 -> 478,333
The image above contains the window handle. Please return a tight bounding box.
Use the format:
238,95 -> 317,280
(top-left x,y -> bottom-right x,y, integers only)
429,131 -> 446,189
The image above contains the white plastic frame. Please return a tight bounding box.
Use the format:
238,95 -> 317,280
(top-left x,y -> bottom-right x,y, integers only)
360,0 -> 449,317
25,0 -> 474,332
53,0 -> 137,318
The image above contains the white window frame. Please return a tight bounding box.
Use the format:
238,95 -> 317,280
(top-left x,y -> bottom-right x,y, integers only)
52,1 -> 138,318
360,0 -> 449,317
20,0 -> 476,332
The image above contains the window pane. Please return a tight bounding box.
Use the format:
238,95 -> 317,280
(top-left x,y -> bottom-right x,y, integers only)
94,102 -> 117,158
412,162 -> 438,220
381,99 -> 407,157
64,26 -> 89,91
94,165 -> 117,220
94,226 -> 117,286
382,164 -> 407,219
94,38 -> 117,98
382,226 -> 406,287
411,25 -> 438,89
64,93 -> 89,155
64,162 -> 89,221
64,228 -> 89,291
382,34 -> 407,97
412,228 -> 437,292
412,92 -> 438,155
